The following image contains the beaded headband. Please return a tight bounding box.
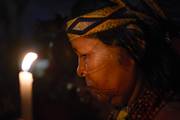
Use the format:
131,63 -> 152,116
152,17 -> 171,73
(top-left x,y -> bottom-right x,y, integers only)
66,0 -> 167,62
66,0 -> 166,41
66,1 -> 134,40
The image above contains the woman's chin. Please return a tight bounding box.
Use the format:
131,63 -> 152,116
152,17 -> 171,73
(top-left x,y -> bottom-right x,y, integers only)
87,86 -> 125,105
90,90 -> 125,106
90,90 -> 109,103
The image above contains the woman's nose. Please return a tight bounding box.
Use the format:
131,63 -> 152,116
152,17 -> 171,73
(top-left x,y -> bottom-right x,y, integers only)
77,61 -> 87,77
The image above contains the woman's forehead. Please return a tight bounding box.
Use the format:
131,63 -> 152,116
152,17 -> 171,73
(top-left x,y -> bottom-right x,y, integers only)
70,36 -> 101,51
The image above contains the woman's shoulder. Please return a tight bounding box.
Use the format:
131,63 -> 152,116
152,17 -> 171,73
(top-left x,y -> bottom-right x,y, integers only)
155,100 -> 180,120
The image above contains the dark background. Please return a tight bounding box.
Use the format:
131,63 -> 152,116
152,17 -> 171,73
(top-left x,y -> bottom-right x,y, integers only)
0,0 -> 110,120
0,0 -> 179,120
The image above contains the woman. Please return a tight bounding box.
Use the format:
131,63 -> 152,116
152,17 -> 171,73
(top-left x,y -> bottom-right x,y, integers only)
65,0 -> 180,119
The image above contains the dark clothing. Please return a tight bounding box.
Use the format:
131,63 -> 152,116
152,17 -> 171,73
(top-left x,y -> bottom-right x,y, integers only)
107,87 -> 180,120
155,101 -> 180,120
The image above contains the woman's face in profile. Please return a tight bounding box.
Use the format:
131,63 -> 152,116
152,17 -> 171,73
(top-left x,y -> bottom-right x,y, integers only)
69,36 -> 137,105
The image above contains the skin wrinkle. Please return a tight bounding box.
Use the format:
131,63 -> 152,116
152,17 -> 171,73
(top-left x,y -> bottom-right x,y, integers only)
78,38 -> 118,88
87,46 -> 134,90
74,38 -> 107,77
69,36 -> 137,105
86,49 -> 114,75
65,1 -> 180,119
85,38 -> 131,75
73,37 -> 116,76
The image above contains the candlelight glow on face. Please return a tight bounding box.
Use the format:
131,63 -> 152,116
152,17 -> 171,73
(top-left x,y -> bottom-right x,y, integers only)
21,52 -> 38,71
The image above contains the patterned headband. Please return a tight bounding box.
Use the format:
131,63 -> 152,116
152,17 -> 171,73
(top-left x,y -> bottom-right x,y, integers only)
66,0 -> 166,41
66,1 -> 133,40
66,0 -> 167,62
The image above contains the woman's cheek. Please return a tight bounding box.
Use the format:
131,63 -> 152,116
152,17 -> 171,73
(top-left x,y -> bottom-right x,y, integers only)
86,57 -> 96,73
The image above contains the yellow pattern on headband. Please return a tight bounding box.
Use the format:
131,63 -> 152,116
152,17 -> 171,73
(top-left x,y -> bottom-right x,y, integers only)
66,6 -> 121,30
65,4 -> 134,40
66,0 -> 167,41
67,18 -> 135,40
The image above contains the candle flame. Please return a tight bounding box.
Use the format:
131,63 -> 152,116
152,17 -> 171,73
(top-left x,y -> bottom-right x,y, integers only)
21,52 -> 38,71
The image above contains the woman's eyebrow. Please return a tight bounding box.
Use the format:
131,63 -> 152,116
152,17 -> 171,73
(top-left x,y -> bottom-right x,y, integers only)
72,47 -> 76,51
72,47 -> 80,54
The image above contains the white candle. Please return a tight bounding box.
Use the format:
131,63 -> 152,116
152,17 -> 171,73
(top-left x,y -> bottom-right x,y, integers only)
19,52 -> 38,120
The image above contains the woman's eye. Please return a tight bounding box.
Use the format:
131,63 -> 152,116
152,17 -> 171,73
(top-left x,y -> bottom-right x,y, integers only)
80,54 -> 88,59
81,54 -> 87,57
